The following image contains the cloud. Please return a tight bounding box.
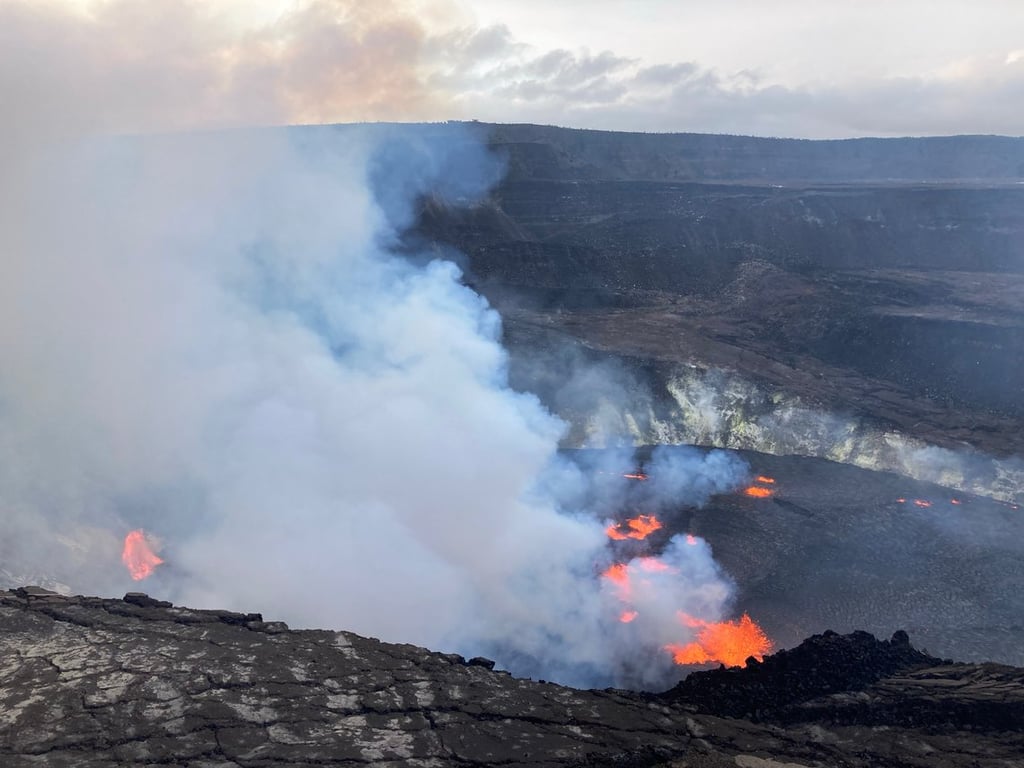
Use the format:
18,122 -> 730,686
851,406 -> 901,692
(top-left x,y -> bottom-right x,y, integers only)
422,6 -> 1024,137
0,0 -> 447,144
3,0 -> 1022,140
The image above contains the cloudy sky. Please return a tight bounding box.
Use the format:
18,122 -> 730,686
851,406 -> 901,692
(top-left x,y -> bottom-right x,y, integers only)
4,0 -> 1023,138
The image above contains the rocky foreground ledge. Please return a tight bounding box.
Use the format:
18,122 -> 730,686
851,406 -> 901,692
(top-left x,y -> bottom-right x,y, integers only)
0,588 -> 1021,767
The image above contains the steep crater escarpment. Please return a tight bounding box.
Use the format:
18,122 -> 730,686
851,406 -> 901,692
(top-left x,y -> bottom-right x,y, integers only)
411,124 -> 1024,485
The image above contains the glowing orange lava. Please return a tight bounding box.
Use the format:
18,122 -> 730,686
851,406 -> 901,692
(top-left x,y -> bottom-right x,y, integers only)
122,530 -> 164,581
602,563 -> 630,585
622,472 -> 648,481
686,534 -> 698,546
951,499 -> 962,505
743,473 -> 777,498
665,613 -> 773,667
896,498 -> 906,503
605,514 -> 663,541
913,499 -> 932,508
620,610 -> 638,623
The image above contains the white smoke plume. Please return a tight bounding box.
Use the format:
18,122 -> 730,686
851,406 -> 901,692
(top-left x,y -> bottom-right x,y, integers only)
0,125 -> 754,688
0,1 -> 750,689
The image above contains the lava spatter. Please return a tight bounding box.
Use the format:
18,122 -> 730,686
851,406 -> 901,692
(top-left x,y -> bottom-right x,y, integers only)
605,514 -> 663,541
665,613 -> 773,667
122,530 -> 164,581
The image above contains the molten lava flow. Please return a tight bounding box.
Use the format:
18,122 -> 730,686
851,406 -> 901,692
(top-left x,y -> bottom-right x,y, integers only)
913,499 -> 932,508
686,534 -> 698,546
605,514 -> 663,541
896,497 -> 906,503
951,498 -> 962,505
122,530 -> 164,581
665,613 -> 773,667
743,473 -> 777,498
619,610 -> 638,623
622,472 -> 648,481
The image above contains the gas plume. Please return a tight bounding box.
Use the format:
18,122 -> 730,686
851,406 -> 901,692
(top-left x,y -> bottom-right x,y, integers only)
0,5 -> 750,688
0,125 -> 750,686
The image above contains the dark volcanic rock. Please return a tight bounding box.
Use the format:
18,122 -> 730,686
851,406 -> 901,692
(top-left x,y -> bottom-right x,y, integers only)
662,629 -> 941,720
2,589 -> 1023,767
663,628 -> 1024,752
0,589 -> 691,767
482,124 -> 1024,184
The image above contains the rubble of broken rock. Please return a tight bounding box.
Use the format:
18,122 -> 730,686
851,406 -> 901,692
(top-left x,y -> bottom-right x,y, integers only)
1,588 -> 1022,767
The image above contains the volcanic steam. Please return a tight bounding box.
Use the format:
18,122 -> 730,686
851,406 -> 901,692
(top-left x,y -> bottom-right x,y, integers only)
0,119 -> 759,688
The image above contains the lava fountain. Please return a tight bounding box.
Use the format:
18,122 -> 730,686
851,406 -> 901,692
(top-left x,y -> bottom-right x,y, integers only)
665,613 -> 774,667
122,530 -> 164,581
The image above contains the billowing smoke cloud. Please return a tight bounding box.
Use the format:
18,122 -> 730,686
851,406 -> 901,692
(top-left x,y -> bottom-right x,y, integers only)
0,123 -> 756,688
544,446 -> 748,522
0,1 -> 751,689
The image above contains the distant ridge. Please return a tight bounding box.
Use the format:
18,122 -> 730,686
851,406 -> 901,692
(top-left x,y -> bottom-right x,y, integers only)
480,122 -> 1024,184
311,121 -> 1024,184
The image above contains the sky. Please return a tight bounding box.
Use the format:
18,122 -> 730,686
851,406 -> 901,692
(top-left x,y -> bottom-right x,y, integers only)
4,0 -> 1023,139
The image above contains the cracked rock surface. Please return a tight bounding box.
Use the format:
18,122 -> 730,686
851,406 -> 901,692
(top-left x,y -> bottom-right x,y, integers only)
1,588 -> 1022,768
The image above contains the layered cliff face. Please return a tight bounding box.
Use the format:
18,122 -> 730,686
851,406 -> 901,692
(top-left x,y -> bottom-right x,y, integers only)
415,125 -> 1024,496
1,588 -> 1022,768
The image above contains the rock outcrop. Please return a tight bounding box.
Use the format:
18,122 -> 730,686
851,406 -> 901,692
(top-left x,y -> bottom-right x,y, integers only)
1,588 -> 1021,767
664,629 -> 943,720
